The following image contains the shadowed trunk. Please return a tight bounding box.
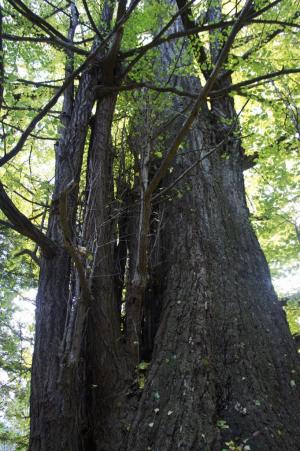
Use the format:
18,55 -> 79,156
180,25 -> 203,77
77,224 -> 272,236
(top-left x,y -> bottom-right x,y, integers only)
83,94 -> 127,449
126,85 -> 300,451
28,2 -> 300,450
125,9 -> 300,444
29,66 -> 98,451
29,0 -> 123,446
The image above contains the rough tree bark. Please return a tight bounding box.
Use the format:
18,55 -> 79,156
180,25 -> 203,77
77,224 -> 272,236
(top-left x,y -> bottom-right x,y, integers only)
29,65 -> 98,451
125,24 -> 300,451
25,1 -> 300,450
29,2 -> 113,447
126,108 -> 300,450
83,93 -> 126,449
29,0 -> 131,447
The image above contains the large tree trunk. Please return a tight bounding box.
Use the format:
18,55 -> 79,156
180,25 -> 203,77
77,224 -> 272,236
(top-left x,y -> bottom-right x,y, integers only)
29,0 -> 121,444
28,2 -> 300,450
126,86 -> 300,450
29,66 -> 99,450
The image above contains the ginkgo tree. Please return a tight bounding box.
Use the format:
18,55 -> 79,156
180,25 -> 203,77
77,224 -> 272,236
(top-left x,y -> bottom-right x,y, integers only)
1,0 -> 300,450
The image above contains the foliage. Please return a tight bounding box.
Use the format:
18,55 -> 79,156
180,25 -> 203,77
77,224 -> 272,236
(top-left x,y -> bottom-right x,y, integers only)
0,287 -> 32,450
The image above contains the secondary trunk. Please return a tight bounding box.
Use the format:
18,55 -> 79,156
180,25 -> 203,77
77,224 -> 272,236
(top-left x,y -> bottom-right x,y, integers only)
29,66 -> 99,450
83,93 -> 127,449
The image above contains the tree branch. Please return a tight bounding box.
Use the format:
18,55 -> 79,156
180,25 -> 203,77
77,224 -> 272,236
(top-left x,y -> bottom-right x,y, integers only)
3,32 -> 55,44
252,18 -> 300,29
210,68 -> 300,98
2,120 -> 58,141
3,32 -> 91,46
176,0 -> 209,76
5,76 -> 60,89
146,0 -> 253,198
247,0 -> 284,21
82,0 -> 103,40
152,100 -> 249,201
0,0 -> 141,167
122,0 -> 197,78
94,81 -> 197,98
0,182 -> 58,257
121,4 -> 295,60
6,0 -> 88,55
143,67 -> 299,103
0,218 -> 15,229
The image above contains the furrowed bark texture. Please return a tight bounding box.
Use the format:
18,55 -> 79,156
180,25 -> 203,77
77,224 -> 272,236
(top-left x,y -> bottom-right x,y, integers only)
125,15 -> 300,447
83,94 -> 126,450
126,89 -> 300,451
29,1 -> 127,447
29,67 -> 98,451
28,1 -> 300,450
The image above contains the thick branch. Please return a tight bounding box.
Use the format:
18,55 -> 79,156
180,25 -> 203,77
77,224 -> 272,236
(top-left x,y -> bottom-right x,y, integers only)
101,0 -> 127,84
0,182 -> 58,257
94,81 -> 197,98
0,218 -> 15,229
3,32 -> 55,44
3,32 -> 91,46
